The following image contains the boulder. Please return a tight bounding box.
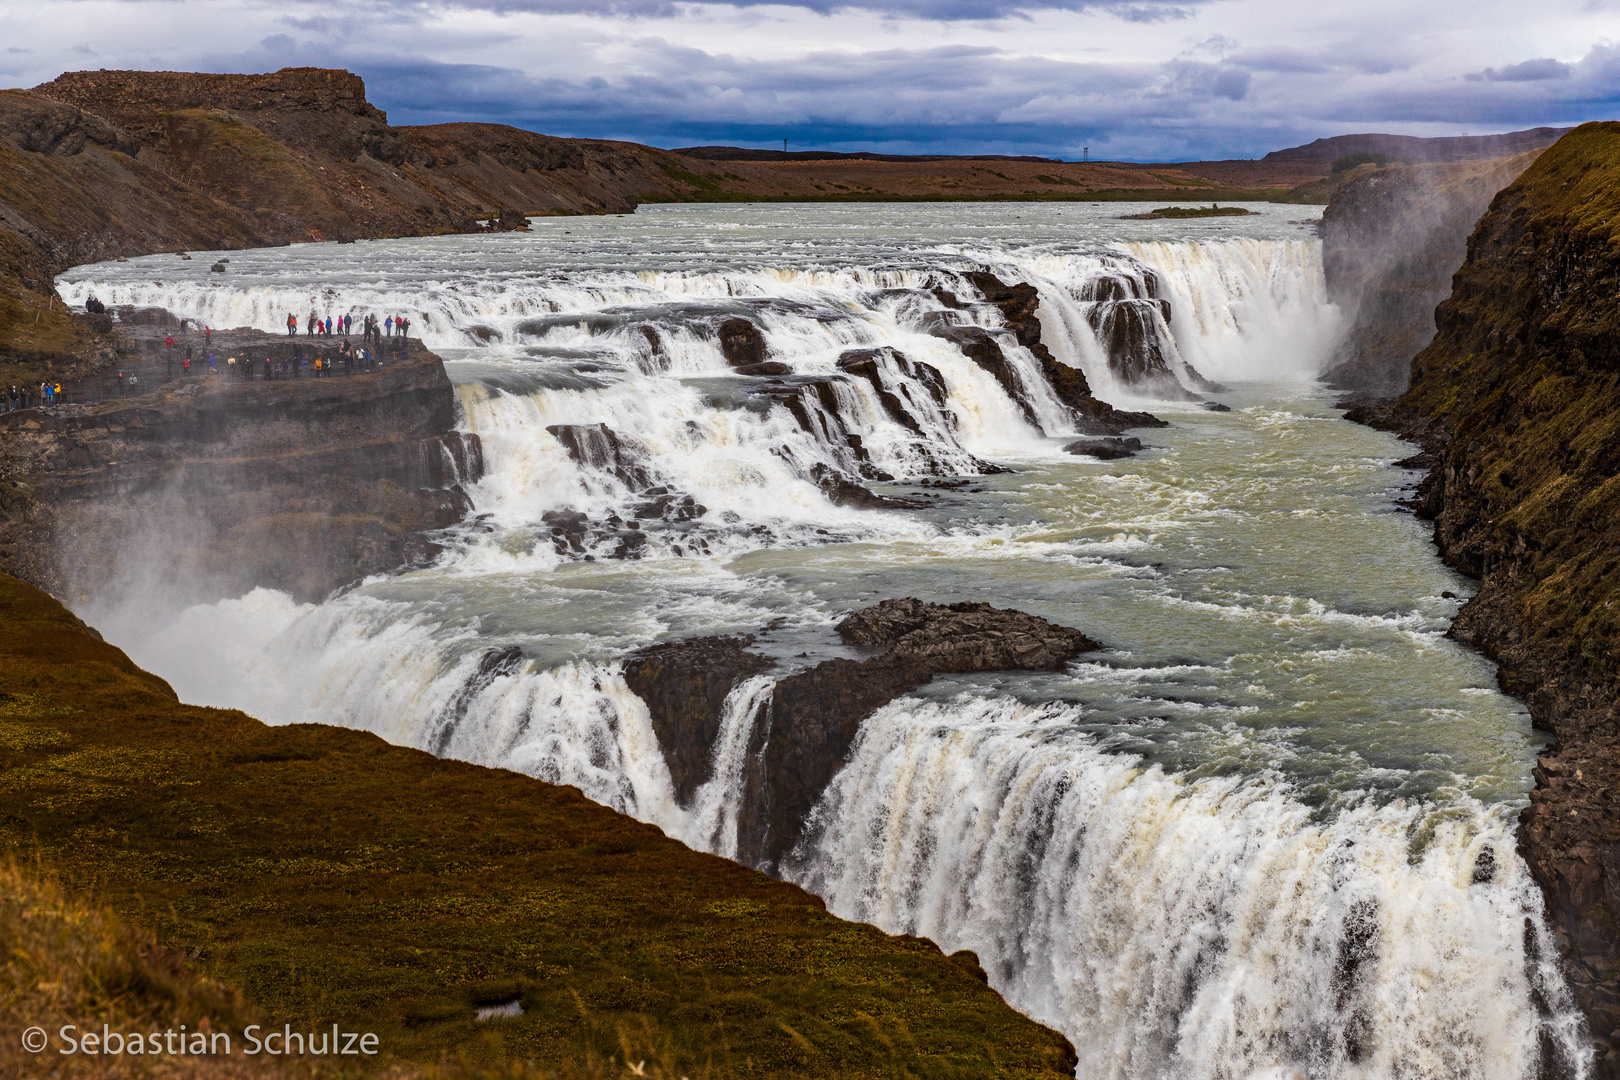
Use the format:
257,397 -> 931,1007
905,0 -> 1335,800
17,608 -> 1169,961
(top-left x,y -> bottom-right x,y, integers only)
717,317 -> 768,368
1064,436 -> 1143,459
623,636 -> 775,804
737,598 -> 1099,867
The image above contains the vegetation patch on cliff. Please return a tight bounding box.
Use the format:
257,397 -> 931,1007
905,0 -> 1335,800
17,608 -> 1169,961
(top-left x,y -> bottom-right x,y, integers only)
0,573 -> 1077,1079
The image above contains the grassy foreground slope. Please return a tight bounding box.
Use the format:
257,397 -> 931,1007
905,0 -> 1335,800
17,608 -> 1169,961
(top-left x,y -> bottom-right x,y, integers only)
0,573 -> 1077,1079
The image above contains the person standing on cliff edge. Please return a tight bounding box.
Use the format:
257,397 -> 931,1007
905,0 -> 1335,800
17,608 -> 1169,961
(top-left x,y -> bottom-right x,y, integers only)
287,313 -> 297,336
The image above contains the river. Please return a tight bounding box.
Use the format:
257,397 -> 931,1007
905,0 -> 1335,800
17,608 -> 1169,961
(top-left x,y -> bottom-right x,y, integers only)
58,201 -> 1589,1079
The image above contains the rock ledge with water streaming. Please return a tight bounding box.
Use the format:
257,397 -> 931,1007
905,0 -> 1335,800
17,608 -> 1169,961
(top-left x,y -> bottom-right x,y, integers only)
624,598 -> 1099,870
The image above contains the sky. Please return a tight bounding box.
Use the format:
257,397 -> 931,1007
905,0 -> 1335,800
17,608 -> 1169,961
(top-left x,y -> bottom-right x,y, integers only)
2,0 -> 1618,160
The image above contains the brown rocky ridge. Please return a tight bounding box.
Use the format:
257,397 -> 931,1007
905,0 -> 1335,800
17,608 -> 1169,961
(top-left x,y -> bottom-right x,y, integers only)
1334,121 -> 1620,1076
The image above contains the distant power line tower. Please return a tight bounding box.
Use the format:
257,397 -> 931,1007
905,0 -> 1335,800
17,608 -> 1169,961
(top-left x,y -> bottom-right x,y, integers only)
1083,147 -> 1089,162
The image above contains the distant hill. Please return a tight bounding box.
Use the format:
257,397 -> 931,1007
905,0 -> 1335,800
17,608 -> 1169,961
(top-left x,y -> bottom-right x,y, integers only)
1264,127 -> 1572,163
675,145 -> 1062,163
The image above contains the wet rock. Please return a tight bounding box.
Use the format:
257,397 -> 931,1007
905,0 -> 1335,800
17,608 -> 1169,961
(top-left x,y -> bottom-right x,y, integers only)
1,340 -> 479,604
966,272 -> 1044,349
810,464 -> 924,510
837,597 -> 1099,670
928,325 -> 1042,428
1063,436 -> 1143,459
966,270 -> 1166,434
1087,299 -> 1200,400
736,598 -> 1099,867
717,317 -> 768,368
622,636 -> 775,805
837,347 -> 948,434
733,361 -> 792,376
545,423 -> 653,491
632,486 -> 707,523
1201,401 -> 1233,412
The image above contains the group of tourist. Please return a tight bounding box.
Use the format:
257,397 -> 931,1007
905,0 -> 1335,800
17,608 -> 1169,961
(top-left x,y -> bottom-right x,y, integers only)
4,382 -> 65,411
287,311 -> 411,343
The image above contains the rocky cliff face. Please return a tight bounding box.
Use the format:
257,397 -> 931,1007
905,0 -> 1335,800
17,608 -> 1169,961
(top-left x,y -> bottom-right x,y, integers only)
1320,152 -> 1542,396
1350,122 -> 1620,1075
0,332 -> 480,605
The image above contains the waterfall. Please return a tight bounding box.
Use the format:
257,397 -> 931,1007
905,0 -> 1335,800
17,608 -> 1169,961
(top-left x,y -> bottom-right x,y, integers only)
785,695 -> 1586,1080
64,208 -> 1581,1079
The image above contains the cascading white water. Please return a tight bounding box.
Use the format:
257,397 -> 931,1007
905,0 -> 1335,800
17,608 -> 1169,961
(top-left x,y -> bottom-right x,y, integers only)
788,695 -> 1582,1080
63,203 -> 1585,1079
1124,239 -> 1342,383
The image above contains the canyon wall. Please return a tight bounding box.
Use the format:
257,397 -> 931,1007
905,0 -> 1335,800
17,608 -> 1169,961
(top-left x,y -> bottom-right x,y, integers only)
1320,152 -> 1542,396
1348,122 -> 1620,1076
0,342 -> 480,604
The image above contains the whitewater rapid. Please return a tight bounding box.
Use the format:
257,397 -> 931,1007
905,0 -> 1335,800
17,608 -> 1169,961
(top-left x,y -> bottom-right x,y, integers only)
60,202 -> 1589,1078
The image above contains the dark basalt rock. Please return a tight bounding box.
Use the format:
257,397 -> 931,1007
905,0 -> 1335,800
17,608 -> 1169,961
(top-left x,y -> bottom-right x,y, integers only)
619,599 -> 1099,872
737,598 -> 1100,868
1063,436 -> 1143,459
928,325 -> 1043,429
837,347 -> 948,434
1087,299 -> 1201,400
545,422 -> 654,491
733,361 -> 792,376
811,464 -> 925,510
966,270 -> 1166,434
622,635 -> 775,805
0,334 -> 481,605
717,317 -> 769,368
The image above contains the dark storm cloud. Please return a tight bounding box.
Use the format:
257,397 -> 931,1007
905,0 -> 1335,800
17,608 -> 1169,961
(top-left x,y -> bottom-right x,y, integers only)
13,0 -> 1618,162
1467,57 -> 1575,82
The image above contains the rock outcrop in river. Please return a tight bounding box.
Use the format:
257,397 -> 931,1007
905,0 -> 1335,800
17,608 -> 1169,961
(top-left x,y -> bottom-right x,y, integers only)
624,598 -> 1100,869
1345,121 -> 1620,1075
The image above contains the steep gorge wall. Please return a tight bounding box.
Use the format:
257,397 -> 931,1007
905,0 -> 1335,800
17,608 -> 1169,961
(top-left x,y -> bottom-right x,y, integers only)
0,348 -> 481,604
1320,152 -> 1542,396
1352,122 -> 1620,1074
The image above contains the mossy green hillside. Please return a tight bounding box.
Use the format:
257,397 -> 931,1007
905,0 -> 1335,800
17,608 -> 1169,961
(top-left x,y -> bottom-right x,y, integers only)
0,574 -> 1077,1079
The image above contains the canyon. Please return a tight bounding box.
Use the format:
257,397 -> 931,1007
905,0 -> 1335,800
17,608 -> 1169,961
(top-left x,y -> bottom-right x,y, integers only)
2,62 -> 1618,1080
1340,122 -> 1620,1077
